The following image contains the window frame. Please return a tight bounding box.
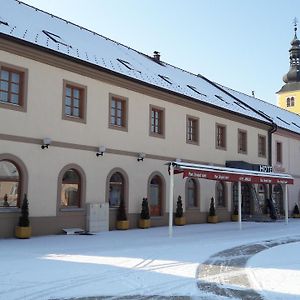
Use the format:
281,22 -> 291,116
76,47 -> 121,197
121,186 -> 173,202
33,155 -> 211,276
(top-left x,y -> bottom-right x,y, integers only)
149,104 -> 165,138
57,164 -> 86,212
105,168 -> 129,212
186,115 -> 199,145
108,93 -> 128,132
0,62 -> 28,112
62,80 -> 87,124
60,169 -> 81,208
215,123 -> 226,150
0,160 -> 21,208
258,134 -> 267,158
286,96 -> 295,107
238,129 -> 247,154
0,154 -> 28,212
291,96 -> 295,107
276,141 -> 283,164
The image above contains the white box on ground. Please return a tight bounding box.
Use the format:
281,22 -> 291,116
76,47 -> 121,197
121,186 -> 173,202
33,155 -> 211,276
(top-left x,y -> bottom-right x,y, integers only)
87,202 -> 109,233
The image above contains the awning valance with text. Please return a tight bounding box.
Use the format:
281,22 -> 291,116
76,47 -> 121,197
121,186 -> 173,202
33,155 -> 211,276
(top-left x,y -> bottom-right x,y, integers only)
171,162 -> 294,185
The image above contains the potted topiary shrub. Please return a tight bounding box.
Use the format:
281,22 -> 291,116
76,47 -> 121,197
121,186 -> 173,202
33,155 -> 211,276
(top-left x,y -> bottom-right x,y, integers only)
15,194 -> 31,239
231,205 -> 239,222
292,203 -> 300,218
207,197 -> 218,223
175,195 -> 186,226
139,197 -> 150,229
116,197 -> 129,230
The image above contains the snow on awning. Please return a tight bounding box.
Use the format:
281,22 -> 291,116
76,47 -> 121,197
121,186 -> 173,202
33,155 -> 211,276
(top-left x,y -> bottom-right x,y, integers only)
170,162 -> 294,185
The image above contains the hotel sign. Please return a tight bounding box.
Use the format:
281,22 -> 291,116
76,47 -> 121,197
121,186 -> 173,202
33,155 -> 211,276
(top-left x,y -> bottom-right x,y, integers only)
259,165 -> 273,173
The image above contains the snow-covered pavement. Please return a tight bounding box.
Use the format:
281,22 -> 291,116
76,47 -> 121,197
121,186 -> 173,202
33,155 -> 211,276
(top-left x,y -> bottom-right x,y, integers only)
1,220 -> 300,300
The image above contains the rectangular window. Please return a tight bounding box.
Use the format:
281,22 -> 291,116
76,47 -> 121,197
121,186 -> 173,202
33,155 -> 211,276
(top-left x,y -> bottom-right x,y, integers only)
216,124 -> 226,149
238,129 -> 247,154
0,63 -> 27,112
258,134 -> 266,157
149,105 -> 165,138
109,94 -> 128,131
276,141 -> 282,164
62,80 -> 86,123
186,116 -> 199,144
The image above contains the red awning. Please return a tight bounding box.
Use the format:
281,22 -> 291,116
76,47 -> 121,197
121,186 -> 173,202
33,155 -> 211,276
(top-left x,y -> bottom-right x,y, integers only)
172,162 -> 294,185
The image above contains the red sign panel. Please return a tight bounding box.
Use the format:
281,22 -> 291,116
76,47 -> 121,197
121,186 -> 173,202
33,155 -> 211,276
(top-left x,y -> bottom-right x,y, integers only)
183,169 -> 294,184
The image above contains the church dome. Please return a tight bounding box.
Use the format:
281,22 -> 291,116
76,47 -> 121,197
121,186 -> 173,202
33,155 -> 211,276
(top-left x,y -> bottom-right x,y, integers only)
282,23 -> 300,84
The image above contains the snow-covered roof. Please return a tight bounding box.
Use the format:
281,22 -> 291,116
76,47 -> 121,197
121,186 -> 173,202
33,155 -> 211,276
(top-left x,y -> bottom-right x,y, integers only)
218,84 -> 300,135
0,0 -> 269,124
1,1 -> 300,134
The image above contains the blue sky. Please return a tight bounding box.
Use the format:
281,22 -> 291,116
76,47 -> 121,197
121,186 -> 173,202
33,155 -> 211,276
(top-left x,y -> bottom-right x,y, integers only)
21,0 -> 300,104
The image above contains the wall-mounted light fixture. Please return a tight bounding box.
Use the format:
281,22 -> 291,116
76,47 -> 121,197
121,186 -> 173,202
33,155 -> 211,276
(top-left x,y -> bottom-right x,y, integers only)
137,152 -> 146,162
41,138 -> 52,149
96,145 -> 106,157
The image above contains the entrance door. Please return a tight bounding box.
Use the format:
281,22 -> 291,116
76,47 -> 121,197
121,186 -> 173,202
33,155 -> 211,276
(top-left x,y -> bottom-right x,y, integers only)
149,175 -> 162,216
232,183 -> 251,216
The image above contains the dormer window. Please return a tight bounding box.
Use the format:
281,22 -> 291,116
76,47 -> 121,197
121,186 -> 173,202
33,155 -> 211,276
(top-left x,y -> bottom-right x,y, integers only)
117,59 -> 133,70
187,85 -> 207,97
158,75 -> 172,84
276,116 -> 290,125
0,16 -> 8,26
42,30 -> 71,48
215,94 -> 229,104
234,101 -> 248,110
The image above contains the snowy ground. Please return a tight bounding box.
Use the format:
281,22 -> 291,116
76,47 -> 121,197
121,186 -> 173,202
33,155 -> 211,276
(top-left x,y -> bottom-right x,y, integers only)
1,220 -> 300,300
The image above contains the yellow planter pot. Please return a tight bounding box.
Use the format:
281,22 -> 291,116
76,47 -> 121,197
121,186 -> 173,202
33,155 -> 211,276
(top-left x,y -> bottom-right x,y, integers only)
116,220 -> 129,230
175,216 -> 186,226
207,215 -> 218,223
15,226 -> 31,239
139,219 -> 150,229
231,215 -> 239,222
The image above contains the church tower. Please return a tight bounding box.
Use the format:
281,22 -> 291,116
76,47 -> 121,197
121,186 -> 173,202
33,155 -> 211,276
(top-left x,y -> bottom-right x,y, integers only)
277,20 -> 300,114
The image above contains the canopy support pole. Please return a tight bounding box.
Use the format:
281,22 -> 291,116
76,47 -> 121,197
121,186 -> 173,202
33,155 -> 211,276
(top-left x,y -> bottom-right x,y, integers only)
284,183 -> 289,225
238,181 -> 242,230
168,163 -> 174,237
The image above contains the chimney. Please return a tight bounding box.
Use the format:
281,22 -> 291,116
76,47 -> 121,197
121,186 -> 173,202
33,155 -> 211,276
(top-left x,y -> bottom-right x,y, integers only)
153,51 -> 160,61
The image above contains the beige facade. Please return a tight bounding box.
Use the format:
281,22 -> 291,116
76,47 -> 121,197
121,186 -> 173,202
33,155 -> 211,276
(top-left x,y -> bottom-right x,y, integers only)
0,43 -> 275,237
272,129 -> 300,207
1,1 -> 300,238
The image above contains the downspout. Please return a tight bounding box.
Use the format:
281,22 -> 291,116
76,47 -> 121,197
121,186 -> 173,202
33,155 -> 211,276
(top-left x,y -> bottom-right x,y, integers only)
268,122 -> 277,199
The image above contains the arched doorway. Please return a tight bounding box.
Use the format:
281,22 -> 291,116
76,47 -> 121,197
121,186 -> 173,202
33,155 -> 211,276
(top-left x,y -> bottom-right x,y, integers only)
149,175 -> 163,216
273,184 -> 284,215
186,178 -> 198,208
232,182 -> 251,216
108,172 -> 125,208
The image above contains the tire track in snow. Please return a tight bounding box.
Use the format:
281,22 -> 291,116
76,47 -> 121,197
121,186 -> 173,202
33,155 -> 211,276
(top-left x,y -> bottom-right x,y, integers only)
196,236 -> 300,299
